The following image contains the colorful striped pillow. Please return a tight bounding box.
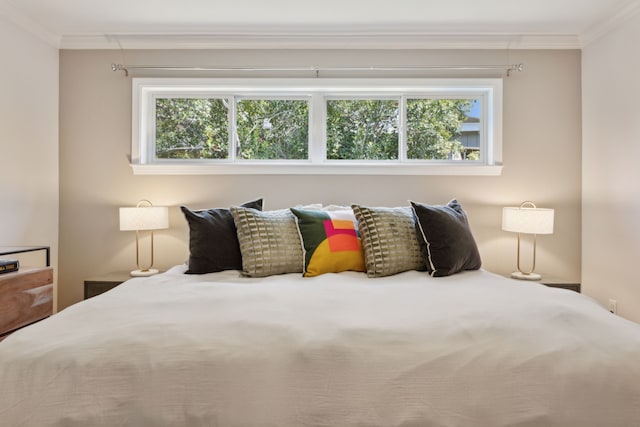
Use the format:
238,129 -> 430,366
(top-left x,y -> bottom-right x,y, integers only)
291,208 -> 365,277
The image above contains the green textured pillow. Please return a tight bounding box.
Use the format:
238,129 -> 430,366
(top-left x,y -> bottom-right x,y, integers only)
351,205 -> 426,277
230,207 -> 303,277
290,208 -> 365,277
410,199 -> 482,277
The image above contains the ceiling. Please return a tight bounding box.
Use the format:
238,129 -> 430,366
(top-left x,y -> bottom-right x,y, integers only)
1,0 -> 639,49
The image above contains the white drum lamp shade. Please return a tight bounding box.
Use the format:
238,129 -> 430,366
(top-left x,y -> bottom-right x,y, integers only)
502,207 -> 554,235
119,206 -> 169,232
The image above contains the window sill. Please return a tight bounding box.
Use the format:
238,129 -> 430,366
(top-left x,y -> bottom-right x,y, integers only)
130,163 -> 503,176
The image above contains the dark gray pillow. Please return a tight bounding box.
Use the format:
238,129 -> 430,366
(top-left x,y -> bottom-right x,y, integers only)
181,199 -> 263,274
410,199 -> 481,277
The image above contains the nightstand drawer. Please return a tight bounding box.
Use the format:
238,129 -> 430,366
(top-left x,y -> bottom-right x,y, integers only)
0,267 -> 54,336
542,282 -> 581,293
84,273 -> 130,299
84,281 -> 120,299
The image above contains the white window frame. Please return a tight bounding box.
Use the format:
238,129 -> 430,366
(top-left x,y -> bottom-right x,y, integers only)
131,78 -> 503,175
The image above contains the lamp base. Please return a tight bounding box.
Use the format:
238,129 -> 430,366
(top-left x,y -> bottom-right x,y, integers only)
130,268 -> 159,277
511,271 -> 541,281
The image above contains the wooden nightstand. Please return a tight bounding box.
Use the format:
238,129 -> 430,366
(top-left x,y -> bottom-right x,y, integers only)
84,272 -> 131,299
503,273 -> 581,294
0,266 -> 54,341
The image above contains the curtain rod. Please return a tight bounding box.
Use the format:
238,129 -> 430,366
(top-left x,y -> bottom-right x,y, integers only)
111,63 -> 524,77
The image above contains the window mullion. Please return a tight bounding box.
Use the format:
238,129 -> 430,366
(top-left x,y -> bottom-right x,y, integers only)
228,96 -> 237,162
399,96 -> 407,162
310,93 -> 325,163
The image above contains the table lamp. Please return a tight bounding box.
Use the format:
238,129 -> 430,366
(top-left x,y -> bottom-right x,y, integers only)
119,200 -> 169,276
502,201 -> 554,280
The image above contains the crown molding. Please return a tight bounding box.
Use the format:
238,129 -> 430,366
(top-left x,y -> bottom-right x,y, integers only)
59,32 -> 582,50
0,2 -> 59,47
580,0 -> 640,47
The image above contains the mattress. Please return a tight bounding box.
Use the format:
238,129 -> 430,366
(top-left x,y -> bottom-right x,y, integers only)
1,266 -> 639,426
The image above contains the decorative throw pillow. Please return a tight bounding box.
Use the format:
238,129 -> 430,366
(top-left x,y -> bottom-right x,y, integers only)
322,205 -> 351,212
290,208 -> 365,277
410,199 -> 482,277
351,205 -> 426,277
295,203 -> 323,210
231,207 -> 303,277
180,199 -> 263,274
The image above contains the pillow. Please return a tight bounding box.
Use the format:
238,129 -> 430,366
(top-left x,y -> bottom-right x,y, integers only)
231,207 -> 303,277
295,203 -> 323,210
322,204 -> 351,212
180,199 -> 263,274
290,208 -> 365,277
410,199 -> 481,277
351,205 -> 425,277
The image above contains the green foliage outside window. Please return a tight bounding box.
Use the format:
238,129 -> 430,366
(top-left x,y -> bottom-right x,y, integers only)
236,99 -> 308,160
156,98 -> 228,159
154,96 -> 478,161
407,99 -> 477,160
326,99 -> 399,160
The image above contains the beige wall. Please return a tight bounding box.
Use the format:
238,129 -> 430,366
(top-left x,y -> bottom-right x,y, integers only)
0,16 -> 59,307
58,49 -> 582,310
582,13 -> 640,322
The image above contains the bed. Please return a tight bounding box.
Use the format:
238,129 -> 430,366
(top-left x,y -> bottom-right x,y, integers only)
1,200 -> 640,426
1,266 -> 640,426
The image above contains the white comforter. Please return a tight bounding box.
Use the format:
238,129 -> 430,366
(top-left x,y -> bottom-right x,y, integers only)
1,267 -> 639,427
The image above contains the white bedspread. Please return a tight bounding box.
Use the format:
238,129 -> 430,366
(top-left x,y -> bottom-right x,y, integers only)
1,267 -> 639,426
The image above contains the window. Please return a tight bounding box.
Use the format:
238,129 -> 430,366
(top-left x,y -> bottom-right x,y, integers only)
155,97 -> 229,159
406,98 -> 480,161
326,98 -> 399,160
132,78 -> 502,175
236,98 -> 309,160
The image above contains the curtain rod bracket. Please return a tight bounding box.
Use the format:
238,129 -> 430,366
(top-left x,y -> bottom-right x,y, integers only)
507,63 -> 524,76
111,63 -> 128,76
